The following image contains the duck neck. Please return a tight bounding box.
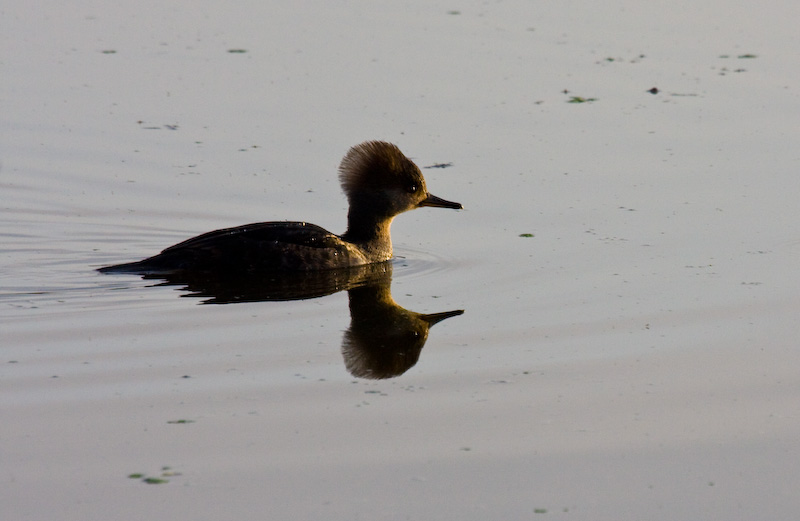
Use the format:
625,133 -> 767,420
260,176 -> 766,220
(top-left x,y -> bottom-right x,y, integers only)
341,206 -> 394,260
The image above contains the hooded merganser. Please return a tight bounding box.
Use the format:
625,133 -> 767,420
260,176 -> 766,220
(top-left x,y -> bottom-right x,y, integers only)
98,141 -> 462,274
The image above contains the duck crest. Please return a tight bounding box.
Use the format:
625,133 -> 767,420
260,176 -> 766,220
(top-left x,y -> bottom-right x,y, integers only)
338,141 -> 421,196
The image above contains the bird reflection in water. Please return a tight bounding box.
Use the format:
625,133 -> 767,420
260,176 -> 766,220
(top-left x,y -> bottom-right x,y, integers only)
342,277 -> 463,379
131,262 -> 463,379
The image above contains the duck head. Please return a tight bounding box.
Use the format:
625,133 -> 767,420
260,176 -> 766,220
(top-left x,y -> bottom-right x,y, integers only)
338,141 -> 462,218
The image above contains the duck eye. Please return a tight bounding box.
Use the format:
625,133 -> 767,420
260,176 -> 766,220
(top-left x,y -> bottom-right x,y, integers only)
407,184 -> 418,194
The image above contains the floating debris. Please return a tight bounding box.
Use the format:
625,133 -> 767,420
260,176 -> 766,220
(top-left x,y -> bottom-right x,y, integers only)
423,162 -> 453,169
142,477 -> 169,484
567,96 -> 597,103
137,121 -> 179,130
128,466 -> 181,485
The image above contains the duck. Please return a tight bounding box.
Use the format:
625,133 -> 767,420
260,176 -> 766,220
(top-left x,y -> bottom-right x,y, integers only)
98,141 -> 462,274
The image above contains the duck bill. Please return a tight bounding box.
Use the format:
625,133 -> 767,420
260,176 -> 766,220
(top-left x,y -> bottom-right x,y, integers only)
418,193 -> 463,210
419,309 -> 465,326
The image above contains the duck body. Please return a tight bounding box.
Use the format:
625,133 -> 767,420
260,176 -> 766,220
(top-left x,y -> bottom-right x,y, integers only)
99,141 -> 461,274
100,221 -> 377,274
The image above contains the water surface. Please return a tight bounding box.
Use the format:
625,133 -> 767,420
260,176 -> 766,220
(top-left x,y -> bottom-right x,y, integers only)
3,1 -> 800,520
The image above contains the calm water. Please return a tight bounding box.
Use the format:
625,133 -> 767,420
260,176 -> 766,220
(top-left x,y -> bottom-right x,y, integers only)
3,1 -> 800,520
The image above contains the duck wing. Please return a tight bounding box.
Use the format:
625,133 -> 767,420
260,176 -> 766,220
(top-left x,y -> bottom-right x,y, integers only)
160,221 -> 340,253
100,221 -> 349,274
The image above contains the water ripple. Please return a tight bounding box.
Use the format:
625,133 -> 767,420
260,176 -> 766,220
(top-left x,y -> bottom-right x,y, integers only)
391,245 -> 462,281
